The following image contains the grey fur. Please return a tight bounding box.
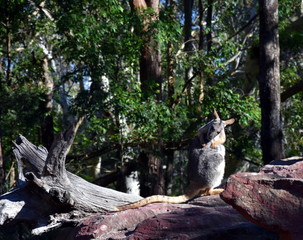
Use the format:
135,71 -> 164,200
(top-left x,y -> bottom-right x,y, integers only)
188,136 -> 225,190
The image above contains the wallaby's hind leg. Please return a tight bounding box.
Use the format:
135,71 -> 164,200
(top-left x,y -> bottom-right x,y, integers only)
199,187 -> 224,196
184,181 -> 201,200
208,188 -> 224,195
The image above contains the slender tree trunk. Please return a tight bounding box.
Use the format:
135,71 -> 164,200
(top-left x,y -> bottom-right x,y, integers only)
0,98 -> 4,193
165,0 -> 176,190
167,43 -> 175,105
206,0 -> 213,52
0,138 -> 5,194
0,59 -> 3,91
165,148 -> 174,195
198,0 -> 205,51
198,0 -> 205,103
184,0 -> 194,105
5,17 -> 11,86
206,0 -> 215,86
258,0 -> 284,164
167,0 -> 176,106
184,0 -> 193,52
149,152 -> 165,195
41,58 -> 54,150
138,152 -> 150,197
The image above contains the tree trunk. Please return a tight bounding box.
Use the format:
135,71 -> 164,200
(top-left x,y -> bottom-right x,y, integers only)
41,55 -> 55,150
258,0 -> 284,164
198,0 -> 205,103
140,43 -> 162,100
5,11 -> 12,87
138,150 -> 165,197
0,125 -> 141,235
206,0 -> 214,86
0,138 -> 4,194
206,0 -> 213,52
131,0 -> 165,196
165,148 -> 174,195
184,0 -> 194,105
131,0 -> 162,100
167,0 -> 177,106
167,42 -> 175,105
41,115 -> 54,150
198,0 -> 205,51
184,0 -> 193,52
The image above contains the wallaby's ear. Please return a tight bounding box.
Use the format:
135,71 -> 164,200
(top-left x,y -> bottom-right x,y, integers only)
224,118 -> 235,126
213,109 -> 220,120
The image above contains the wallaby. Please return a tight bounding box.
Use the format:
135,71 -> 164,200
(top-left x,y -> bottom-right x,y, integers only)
115,110 -> 235,211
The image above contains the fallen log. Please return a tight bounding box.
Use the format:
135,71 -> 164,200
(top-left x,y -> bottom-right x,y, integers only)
0,124 -> 141,235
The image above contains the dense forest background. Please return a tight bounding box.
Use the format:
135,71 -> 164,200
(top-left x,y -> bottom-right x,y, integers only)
0,0 -> 302,196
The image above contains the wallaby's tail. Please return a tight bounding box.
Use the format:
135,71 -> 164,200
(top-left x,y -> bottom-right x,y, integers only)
115,194 -> 191,211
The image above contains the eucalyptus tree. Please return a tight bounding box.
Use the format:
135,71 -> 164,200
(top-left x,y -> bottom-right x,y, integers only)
258,0 -> 283,163
1,0 -> 302,198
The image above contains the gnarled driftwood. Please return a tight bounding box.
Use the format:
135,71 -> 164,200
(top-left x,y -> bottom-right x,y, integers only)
0,124 -> 141,235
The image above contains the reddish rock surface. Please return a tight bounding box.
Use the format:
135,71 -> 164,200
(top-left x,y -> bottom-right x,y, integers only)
67,157 -> 303,240
221,157 -> 303,240
67,195 -> 277,240
260,157 -> 303,178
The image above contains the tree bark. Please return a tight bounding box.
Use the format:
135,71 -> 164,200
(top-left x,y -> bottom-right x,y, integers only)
5,12 -> 12,87
140,43 -> 162,100
198,0 -> 205,50
198,0 -> 205,103
0,138 -> 4,194
131,0 -> 162,100
167,42 -> 175,105
167,0 -> 177,106
281,81 -> 303,102
138,151 -> 165,197
258,0 -> 284,164
41,52 -> 55,150
206,0 -> 213,52
184,0 -> 193,52
184,0 -> 194,105
165,148 -> 174,195
130,0 -> 165,196
0,125 -> 141,235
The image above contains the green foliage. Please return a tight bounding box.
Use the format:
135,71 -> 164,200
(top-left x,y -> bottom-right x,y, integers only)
282,95 -> 303,156
278,0 -> 303,157
157,8 -> 182,45
0,0 -> 302,194
0,85 -> 46,153
202,81 -> 261,126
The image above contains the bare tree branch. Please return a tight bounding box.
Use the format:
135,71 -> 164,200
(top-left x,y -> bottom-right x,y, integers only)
227,14 -> 258,41
281,81 -> 303,102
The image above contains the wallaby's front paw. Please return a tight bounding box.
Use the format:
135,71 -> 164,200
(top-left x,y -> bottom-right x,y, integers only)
210,143 -> 217,148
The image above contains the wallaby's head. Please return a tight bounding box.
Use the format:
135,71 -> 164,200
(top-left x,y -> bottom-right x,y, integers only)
197,110 -> 235,146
